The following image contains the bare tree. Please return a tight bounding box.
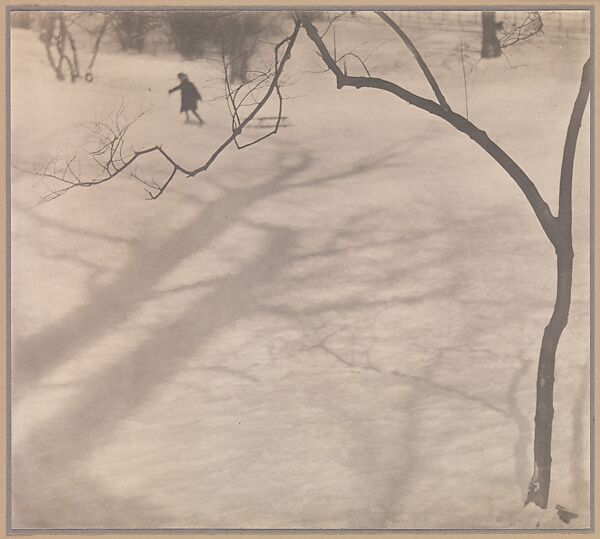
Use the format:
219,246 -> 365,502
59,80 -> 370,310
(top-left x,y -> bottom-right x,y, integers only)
83,16 -> 110,82
167,12 -> 278,83
114,12 -> 148,52
38,12 -> 116,83
481,11 -> 502,58
109,12 -> 167,54
299,12 -> 590,510
39,13 -> 80,82
25,11 -> 590,513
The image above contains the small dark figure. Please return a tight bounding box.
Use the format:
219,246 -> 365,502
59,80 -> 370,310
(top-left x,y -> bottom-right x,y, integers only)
168,72 -> 204,125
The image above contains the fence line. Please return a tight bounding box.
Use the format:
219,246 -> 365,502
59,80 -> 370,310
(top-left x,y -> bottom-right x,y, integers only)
359,11 -> 589,41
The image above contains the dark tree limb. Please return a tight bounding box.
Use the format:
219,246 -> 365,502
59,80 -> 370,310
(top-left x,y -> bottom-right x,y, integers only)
57,14 -> 77,83
225,30 -> 293,150
375,11 -> 450,110
187,20 -> 300,176
558,58 -> 592,230
298,14 -> 559,246
147,166 -> 178,200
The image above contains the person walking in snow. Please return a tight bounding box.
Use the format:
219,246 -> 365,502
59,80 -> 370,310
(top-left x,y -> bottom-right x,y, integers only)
168,72 -> 204,125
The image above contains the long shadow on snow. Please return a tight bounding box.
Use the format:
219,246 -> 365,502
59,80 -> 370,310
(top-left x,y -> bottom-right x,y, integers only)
12,147 -> 407,528
13,143 -> 546,528
12,225 -> 299,529
12,145 -> 404,391
260,208 -> 473,527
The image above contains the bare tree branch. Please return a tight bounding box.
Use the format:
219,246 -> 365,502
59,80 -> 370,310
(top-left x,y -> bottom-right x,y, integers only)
235,83 -> 285,149
375,11 -> 450,110
337,52 -> 371,77
499,11 -> 544,50
298,13 -> 561,247
224,30 -> 293,150
25,19 -> 302,201
320,12 -> 345,38
148,166 -> 178,200
557,58 -> 592,232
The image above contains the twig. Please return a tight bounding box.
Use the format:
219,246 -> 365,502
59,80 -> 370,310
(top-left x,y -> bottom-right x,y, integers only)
459,37 -> 469,120
337,52 -> 371,77
320,12 -> 345,38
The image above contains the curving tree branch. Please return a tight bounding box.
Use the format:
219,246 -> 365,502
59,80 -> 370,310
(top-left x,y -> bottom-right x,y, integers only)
558,58 -> 592,230
298,13 -> 560,247
375,11 -> 450,110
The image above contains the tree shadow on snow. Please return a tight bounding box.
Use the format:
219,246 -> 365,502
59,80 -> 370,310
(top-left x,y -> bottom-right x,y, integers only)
11,142 -> 555,529
11,145 -> 414,528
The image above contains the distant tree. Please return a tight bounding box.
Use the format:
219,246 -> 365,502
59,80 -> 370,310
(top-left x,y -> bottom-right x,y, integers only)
218,14 -> 263,84
166,12 -> 214,59
81,15 -> 111,82
37,12 -> 126,83
38,13 -> 80,82
167,11 -> 277,83
481,11 -> 501,58
113,12 -> 154,53
34,10 -> 287,85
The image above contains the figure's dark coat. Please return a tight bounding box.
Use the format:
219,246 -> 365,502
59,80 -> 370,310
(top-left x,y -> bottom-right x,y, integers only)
169,80 -> 202,112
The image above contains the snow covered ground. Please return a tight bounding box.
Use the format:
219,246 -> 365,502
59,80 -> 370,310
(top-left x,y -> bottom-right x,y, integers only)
9,11 -> 591,530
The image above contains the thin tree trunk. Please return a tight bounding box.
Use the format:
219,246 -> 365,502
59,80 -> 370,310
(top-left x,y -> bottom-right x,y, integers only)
56,16 -> 68,80
526,58 -> 591,509
65,28 -> 80,80
85,18 -> 110,81
40,15 -> 64,81
526,247 -> 573,508
481,11 -> 501,58
43,42 -> 64,81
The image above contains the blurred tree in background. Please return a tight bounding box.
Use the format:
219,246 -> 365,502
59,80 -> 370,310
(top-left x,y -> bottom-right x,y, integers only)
38,13 -> 80,82
481,11 -> 502,58
114,13 -> 149,53
167,12 -> 279,83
